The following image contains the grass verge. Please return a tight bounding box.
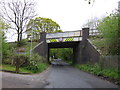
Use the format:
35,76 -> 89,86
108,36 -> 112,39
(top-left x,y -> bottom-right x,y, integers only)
0,63 -> 49,74
74,64 -> 120,85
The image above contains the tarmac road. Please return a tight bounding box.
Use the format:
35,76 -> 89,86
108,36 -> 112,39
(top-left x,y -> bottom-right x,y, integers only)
2,69 -> 49,88
45,65 -> 118,88
1,65 -> 119,89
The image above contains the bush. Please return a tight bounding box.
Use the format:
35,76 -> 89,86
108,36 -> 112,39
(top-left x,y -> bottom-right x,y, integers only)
2,59 -> 12,64
26,53 -> 44,73
2,42 -> 11,59
17,39 -> 27,47
75,63 -> 119,80
60,48 -> 73,63
97,11 -> 119,55
13,54 -> 29,66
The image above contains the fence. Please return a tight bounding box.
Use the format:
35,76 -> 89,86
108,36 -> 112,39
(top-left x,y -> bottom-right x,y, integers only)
99,55 -> 119,69
89,29 -> 100,36
88,29 -> 119,70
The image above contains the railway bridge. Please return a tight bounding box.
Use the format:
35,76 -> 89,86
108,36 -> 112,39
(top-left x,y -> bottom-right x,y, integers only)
34,28 -> 100,64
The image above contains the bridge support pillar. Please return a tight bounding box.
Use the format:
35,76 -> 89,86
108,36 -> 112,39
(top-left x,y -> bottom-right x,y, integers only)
34,32 -> 48,62
74,28 -> 89,64
81,28 -> 89,64
73,45 -> 81,64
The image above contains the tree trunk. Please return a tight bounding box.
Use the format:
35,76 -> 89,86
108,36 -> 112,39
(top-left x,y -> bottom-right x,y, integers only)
20,32 -> 22,42
17,32 -> 20,47
16,65 -> 19,73
15,56 -> 20,73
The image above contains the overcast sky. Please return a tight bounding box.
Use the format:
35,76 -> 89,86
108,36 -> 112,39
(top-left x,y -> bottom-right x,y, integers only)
5,0 -> 119,42
35,0 -> 119,31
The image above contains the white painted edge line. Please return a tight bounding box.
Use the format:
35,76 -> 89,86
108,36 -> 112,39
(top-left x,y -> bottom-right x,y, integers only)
30,41 -> 44,52
87,39 -> 101,55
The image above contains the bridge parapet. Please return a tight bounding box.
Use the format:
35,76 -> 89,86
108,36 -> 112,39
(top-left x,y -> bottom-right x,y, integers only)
46,30 -> 82,43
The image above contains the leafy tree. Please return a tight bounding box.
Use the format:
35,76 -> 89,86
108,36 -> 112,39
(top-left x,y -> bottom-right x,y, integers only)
60,48 -> 73,63
97,11 -> 119,55
0,17 -> 11,64
0,0 -> 36,46
26,17 -> 62,39
50,48 -> 73,64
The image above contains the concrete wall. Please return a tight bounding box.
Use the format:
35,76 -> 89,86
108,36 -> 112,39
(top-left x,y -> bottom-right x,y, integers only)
74,39 -> 100,64
34,32 -> 48,62
84,39 -> 100,64
74,28 -> 100,64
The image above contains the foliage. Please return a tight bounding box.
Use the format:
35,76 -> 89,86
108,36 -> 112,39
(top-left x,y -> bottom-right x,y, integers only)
97,11 -> 119,55
26,17 -> 62,40
14,54 -> 29,66
0,64 -> 32,73
2,53 -> 48,74
50,48 -> 73,64
26,53 -> 44,73
17,39 -> 27,47
35,63 -> 48,73
90,38 -> 107,55
13,54 -> 29,73
60,48 -> 73,62
2,42 -> 11,59
1,63 -> 48,74
0,17 -> 11,60
74,64 -> 120,80
27,17 -> 61,33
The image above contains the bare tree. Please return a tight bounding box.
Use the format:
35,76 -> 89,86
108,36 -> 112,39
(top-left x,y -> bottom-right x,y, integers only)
83,17 -> 100,29
0,0 -> 36,46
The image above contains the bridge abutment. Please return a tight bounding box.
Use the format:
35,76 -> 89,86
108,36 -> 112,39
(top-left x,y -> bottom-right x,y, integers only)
34,32 -> 48,62
73,28 -> 89,64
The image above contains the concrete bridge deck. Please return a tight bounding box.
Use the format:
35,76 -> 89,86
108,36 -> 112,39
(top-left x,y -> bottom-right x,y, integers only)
46,30 -> 82,43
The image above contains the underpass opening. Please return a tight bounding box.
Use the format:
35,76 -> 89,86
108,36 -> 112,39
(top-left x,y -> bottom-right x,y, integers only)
49,48 -> 73,66
47,41 -> 80,65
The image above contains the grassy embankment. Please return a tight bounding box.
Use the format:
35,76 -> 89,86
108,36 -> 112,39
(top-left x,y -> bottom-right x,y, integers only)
74,37 -> 120,84
74,64 -> 119,81
1,42 -> 49,74
0,63 -> 48,74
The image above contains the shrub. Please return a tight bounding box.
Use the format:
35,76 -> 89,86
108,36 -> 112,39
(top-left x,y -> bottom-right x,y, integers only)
60,48 -> 73,63
26,53 -> 44,73
75,63 -> 119,80
2,42 -> 11,59
97,11 -> 119,55
12,54 -> 29,73
13,54 -> 29,65
17,39 -> 27,47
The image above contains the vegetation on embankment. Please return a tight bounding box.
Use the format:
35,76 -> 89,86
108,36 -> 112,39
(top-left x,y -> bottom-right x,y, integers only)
2,40 -> 49,74
74,64 -> 120,85
90,10 -> 119,55
89,37 -> 107,55
0,63 -> 48,74
77,9 -> 120,85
